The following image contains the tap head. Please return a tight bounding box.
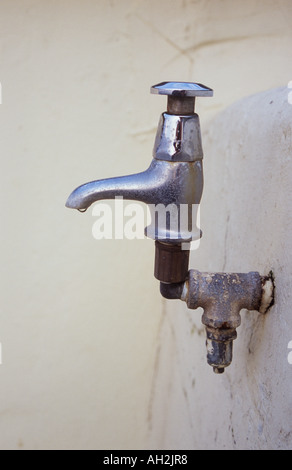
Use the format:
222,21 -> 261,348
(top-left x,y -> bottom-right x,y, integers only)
151,81 -> 213,115
151,81 -> 213,162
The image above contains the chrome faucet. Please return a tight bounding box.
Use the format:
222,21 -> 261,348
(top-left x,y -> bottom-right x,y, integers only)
66,82 -> 213,283
66,82 -> 274,374
66,81 -> 212,214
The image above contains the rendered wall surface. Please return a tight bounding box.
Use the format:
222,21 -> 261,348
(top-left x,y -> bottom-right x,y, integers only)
148,87 -> 292,450
0,0 -> 291,450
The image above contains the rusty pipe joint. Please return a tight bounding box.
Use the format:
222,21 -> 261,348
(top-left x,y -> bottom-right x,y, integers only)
169,270 -> 274,373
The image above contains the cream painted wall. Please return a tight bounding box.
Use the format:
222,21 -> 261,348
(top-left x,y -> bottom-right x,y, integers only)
0,0 -> 292,450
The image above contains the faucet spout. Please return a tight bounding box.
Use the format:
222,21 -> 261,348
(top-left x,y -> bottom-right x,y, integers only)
65,161 -> 156,212
66,158 -> 203,242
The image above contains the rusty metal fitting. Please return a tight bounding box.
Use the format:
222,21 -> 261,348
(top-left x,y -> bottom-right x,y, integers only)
159,281 -> 185,300
186,270 -> 263,318
167,95 -> 195,115
182,270 -> 274,373
205,326 -> 237,374
154,241 -> 190,283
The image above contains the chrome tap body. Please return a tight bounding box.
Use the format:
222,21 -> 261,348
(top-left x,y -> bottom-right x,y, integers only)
66,82 -> 212,247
